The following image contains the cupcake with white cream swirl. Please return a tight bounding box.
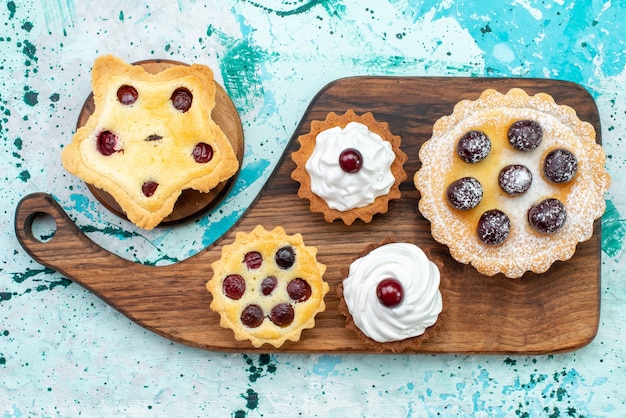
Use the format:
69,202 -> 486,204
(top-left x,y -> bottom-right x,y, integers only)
337,239 -> 445,352
291,110 -> 407,225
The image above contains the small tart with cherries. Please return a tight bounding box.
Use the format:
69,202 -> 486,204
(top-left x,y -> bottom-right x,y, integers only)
206,225 -> 329,348
414,88 -> 610,278
291,110 -> 407,225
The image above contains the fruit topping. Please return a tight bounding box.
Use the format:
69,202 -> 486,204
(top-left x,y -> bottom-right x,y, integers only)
499,164 -> 533,195
96,130 -> 119,156
477,209 -> 511,245
446,177 -> 483,210
508,120 -> 542,151
193,142 -> 214,164
543,148 -> 578,183
171,87 -> 193,112
261,276 -> 278,296
528,198 -> 566,234
223,274 -> 246,300
116,85 -> 138,105
376,278 -> 404,307
244,251 -> 263,269
275,246 -> 295,269
269,303 -> 295,327
240,304 -> 265,328
146,134 -> 163,142
338,148 -> 363,173
287,278 -> 311,302
141,181 -> 158,197
457,130 -> 491,163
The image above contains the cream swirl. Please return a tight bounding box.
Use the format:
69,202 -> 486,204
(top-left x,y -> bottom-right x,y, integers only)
305,122 -> 395,211
342,243 -> 442,343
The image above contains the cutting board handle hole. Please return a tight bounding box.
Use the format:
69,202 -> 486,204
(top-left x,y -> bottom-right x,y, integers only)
27,212 -> 57,243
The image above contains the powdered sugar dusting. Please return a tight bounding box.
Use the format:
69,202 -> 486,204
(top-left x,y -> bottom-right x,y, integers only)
414,88 -> 611,278
499,165 -> 532,195
544,149 -> 578,183
447,177 -> 483,209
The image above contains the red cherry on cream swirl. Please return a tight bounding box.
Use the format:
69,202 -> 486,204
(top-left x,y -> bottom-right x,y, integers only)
338,148 -> 363,173
376,278 -> 403,307
342,243 -> 443,343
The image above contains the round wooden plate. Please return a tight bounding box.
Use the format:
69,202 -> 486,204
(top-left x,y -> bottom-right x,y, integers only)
76,59 -> 245,227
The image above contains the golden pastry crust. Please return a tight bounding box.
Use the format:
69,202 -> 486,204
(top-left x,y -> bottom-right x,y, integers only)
206,225 -> 329,348
291,110 -> 407,225
62,55 -> 239,229
414,88 -> 611,278
337,238 -> 447,353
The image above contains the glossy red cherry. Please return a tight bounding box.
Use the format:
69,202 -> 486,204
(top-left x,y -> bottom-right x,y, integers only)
244,251 -> 263,269
171,87 -> 193,112
261,276 -> 277,296
376,278 -> 403,307
269,303 -> 294,327
275,246 -> 295,269
240,304 -> 264,328
287,278 -> 311,302
338,148 -> 363,173
96,130 -> 119,156
193,142 -> 213,163
222,274 -> 245,300
116,85 -> 138,105
141,181 -> 158,197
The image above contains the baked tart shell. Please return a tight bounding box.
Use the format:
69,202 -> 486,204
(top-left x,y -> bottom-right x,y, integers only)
414,88 -> 610,278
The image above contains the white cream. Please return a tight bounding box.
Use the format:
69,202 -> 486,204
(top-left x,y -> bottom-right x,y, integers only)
342,243 -> 442,343
305,122 -> 395,211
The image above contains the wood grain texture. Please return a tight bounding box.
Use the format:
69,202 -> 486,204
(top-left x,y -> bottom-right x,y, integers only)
15,77 -> 602,354
77,59 -> 245,226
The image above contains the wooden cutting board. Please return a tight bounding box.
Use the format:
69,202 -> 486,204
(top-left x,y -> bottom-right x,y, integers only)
15,77 -> 602,354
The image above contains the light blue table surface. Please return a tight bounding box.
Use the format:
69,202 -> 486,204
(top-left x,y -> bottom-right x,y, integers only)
2,1 -> 625,416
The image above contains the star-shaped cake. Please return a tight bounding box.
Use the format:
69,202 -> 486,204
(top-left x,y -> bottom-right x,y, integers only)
62,55 -> 239,229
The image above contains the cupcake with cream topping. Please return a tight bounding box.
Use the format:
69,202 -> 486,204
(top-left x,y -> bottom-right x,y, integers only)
291,110 -> 407,225
337,238 -> 445,352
